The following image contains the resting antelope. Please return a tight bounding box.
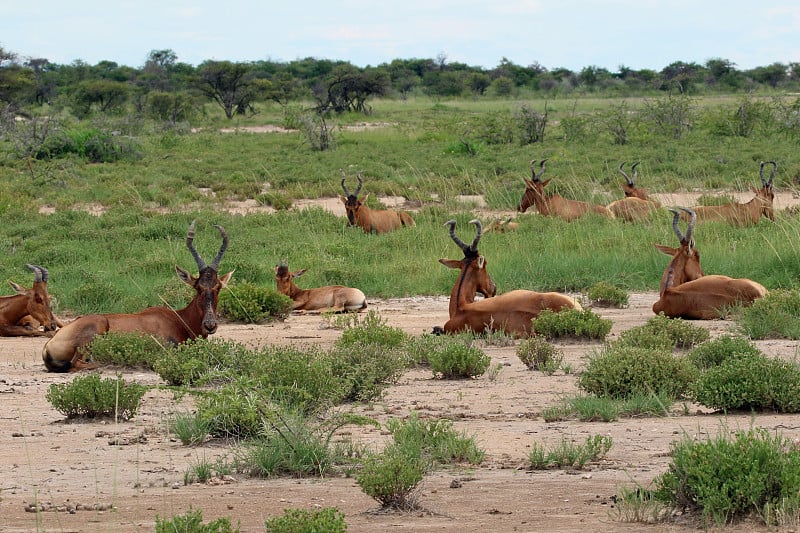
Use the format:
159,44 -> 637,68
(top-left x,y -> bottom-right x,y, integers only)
435,219 -> 581,336
484,217 -> 519,233
275,260 -> 367,313
652,207 -> 767,319
689,161 -> 776,226
0,264 -> 62,337
42,222 -> 234,372
340,171 -> 415,233
607,161 -> 661,221
518,159 -> 615,220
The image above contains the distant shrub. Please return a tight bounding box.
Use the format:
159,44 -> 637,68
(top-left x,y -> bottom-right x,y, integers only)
387,412 -> 485,465
427,338 -> 491,379
334,310 -> 409,349
516,336 -> 564,374
532,308 -> 612,340
735,289 -> 800,340
529,434 -> 612,470
256,192 -> 293,210
264,507 -> 347,533
46,373 -> 147,420
155,508 -> 239,533
586,281 -> 629,308
219,282 -> 292,323
618,313 -> 709,349
356,445 -> 427,510
686,335 -> 762,370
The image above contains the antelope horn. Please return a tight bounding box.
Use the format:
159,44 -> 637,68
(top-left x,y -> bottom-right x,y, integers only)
680,207 -> 697,248
355,172 -> 363,196
668,209 -> 685,243
760,160 -> 777,187
26,263 -> 44,283
444,220 -> 470,253
340,170 -> 351,196
631,161 -> 640,181
536,159 -> 548,181
210,225 -> 228,271
618,161 -> 633,185
468,219 -> 483,251
186,221 -> 206,271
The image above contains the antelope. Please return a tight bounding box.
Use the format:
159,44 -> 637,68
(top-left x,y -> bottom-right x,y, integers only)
689,161 -> 776,226
435,219 -> 581,336
42,222 -> 234,372
340,171 -> 416,233
607,161 -> 661,221
518,159 -> 615,220
0,264 -> 63,337
484,217 -> 519,233
652,207 -> 767,319
275,260 -> 367,313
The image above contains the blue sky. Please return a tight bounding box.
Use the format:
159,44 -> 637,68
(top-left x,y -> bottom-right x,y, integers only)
3,0 -> 799,72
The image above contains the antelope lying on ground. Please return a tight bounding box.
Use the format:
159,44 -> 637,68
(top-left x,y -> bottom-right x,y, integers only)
435,219 -> 581,336
0,264 -> 62,337
607,161 -> 661,221
42,222 -> 234,372
340,171 -> 415,233
689,161 -> 776,226
484,217 -> 519,233
652,208 -> 767,319
518,160 -> 615,221
275,260 -> 367,313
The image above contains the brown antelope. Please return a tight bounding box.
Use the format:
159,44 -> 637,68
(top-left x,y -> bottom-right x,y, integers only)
689,161 -> 776,226
42,222 -> 234,372
275,260 -> 367,313
484,217 -> 519,233
652,207 -> 767,319
435,219 -> 581,336
518,159 -> 615,220
607,161 -> 661,221
0,264 -> 63,337
340,171 -> 416,233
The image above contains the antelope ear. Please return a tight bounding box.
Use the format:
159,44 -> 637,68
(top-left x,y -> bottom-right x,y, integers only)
654,244 -> 678,256
339,195 -> 347,204
292,269 -> 308,278
175,265 -> 194,285
541,178 -> 552,187
360,194 -> 369,203
477,256 -> 486,268
8,281 -> 25,293
219,271 -> 234,288
438,259 -> 462,269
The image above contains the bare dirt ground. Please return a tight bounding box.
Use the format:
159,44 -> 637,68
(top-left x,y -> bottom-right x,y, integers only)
2,292 -> 800,533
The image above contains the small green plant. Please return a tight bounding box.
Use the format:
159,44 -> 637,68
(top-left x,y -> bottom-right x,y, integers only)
734,289 -> 800,340
45,373 -> 147,420
155,507 -> 239,533
427,338 -> 491,379
184,455 -> 215,484
356,445 -> 427,510
334,310 -> 410,349
328,343 -> 408,402
617,313 -> 709,349
528,434 -> 612,470
516,336 -> 564,374
170,411 -> 211,445
264,507 -> 347,533
569,395 -> 620,422
218,281 -> 292,323
256,191 -> 293,210
83,330 -> 166,369
586,281 -> 629,308
387,412 -> 485,465
686,334 -> 762,369
532,308 -> 612,340
153,338 -> 253,387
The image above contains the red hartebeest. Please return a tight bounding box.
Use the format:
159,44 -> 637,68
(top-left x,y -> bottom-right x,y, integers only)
652,207 -> 767,319
435,219 -> 581,336
340,171 -> 415,233
275,259 -> 367,313
518,160 -> 615,220
42,222 -> 234,372
0,264 -> 62,337
689,161 -> 777,226
607,161 -> 661,221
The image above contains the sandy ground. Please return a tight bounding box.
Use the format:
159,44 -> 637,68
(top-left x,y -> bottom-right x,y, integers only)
1,291 -> 799,533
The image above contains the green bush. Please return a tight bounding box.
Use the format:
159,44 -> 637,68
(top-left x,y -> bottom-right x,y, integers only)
219,282 -> 292,323
529,435 -> 612,470
195,380 -> 275,439
686,335 -> 762,370
690,353 -> 800,412
650,427 -> 800,526
516,336 -> 564,374
427,338 -> 491,379
153,338 -> 253,386
264,507 -> 347,533
155,507 -> 239,533
46,373 -> 147,420
84,331 -> 166,369
617,313 -> 709,349
328,344 -> 407,402
356,445 -> 427,510
387,412 -> 485,465
532,308 -> 612,340
334,310 -> 410,349
579,345 -> 695,400
735,289 -> 800,340
586,281 -> 629,308
170,411 -> 212,446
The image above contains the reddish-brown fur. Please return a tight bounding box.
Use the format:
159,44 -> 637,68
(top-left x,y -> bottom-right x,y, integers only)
0,264 -> 62,337
689,161 -> 776,226
42,222 -> 234,372
436,219 -> 581,337
652,208 -> 767,319
607,161 -> 661,221
274,260 -> 367,313
518,160 -> 615,221
340,171 -> 415,233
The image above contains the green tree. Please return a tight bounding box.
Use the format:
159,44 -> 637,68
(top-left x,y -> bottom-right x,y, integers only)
0,47 -> 34,105
197,60 -> 256,119
72,79 -> 129,115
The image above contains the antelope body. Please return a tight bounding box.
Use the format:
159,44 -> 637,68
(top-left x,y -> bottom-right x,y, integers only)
652,208 -> 766,319
340,172 -> 415,233
42,222 -> 233,372
689,161 -> 776,226
518,160 -> 615,221
437,219 -> 581,336
607,161 -> 661,221
275,260 -> 367,313
0,264 -> 62,337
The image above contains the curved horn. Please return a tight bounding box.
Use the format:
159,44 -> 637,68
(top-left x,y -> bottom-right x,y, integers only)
340,169 -> 351,197
631,161 -> 640,182
209,225 -> 228,270
26,263 -> 44,283
760,160 -> 777,187
680,207 -> 697,247
536,159 -> 548,181
355,172 -> 364,196
668,209 -> 685,243
186,220 -> 206,271
444,220 -> 469,253
468,219 -> 483,251
618,161 -> 633,185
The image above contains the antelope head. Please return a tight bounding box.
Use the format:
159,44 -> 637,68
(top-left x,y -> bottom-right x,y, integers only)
439,219 -> 497,299
340,170 -> 366,226
518,159 -> 549,213
757,160 -> 777,221
10,264 -> 57,331
619,161 -> 643,198
655,207 -> 704,292
274,259 -> 306,292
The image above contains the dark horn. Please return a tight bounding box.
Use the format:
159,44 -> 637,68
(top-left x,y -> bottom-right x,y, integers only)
631,161 -> 640,182
209,225 -> 228,270
355,172 -> 364,196
468,219 -> 483,251
26,264 -> 44,283
186,220 -> 207,271
668,209 -> 685,243
680,207 -> 697,246
444,220 -> 469,253
618,161 -> 633,185
536,159 -> 548,180
340,170 -> 350,196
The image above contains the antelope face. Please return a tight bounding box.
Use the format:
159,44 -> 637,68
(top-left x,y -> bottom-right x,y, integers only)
518,180 -> 539,213
25,283 -> 56,331
341,195 -> 364,226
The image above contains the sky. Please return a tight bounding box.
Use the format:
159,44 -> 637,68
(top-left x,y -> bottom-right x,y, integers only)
3,0 -> 800,73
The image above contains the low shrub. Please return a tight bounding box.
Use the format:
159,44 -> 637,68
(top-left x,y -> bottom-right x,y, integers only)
427,338 -> 491,379
686,334 -> 762,370
356,444 -> 427,510
516,336 -> 564,374
532,308 -> 612,340
46,373 -> 147,420
529,434 -> 612,470
387,412 -> 485,465
155,507 -> 239,533
264,507 -> 347,533
218,282 -> 292,323
586,281 -> 629,308
328,344 -> 407,402
152,338 -> 253,386
735,289 -> 800,340
617,313 -> 709,349
194,379 -> 275,439
334,310 -> 410,349
84,331 -> 166,369
170,411 -> 212,446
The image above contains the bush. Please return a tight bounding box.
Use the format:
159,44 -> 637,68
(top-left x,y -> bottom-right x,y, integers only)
686,335 -> 762,370
516,336 -> 564,374
690,353 -> 800,412
735,289 -> 800,340
532,308 -> 612,340
427,338 -> 491,379
579,345 -> 695,400
328,344 -> 407,402
387,412 -> 485,465
586,281 -> 629,308
334,310 -> 410,349
618,313 -> 709,349
264,507 -> 347,533
195,379 -> 275,439
46,373 -> 147,420
155,507 -> 239,533
356,445 -> 427,510
153,338 -> 253,386
528,435 -> 612,470
84,331 -> 166,369
219,282 -> 292,323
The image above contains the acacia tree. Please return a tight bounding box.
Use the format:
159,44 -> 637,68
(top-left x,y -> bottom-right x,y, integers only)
313,64 -> 389,114
197,60 -> 256,119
